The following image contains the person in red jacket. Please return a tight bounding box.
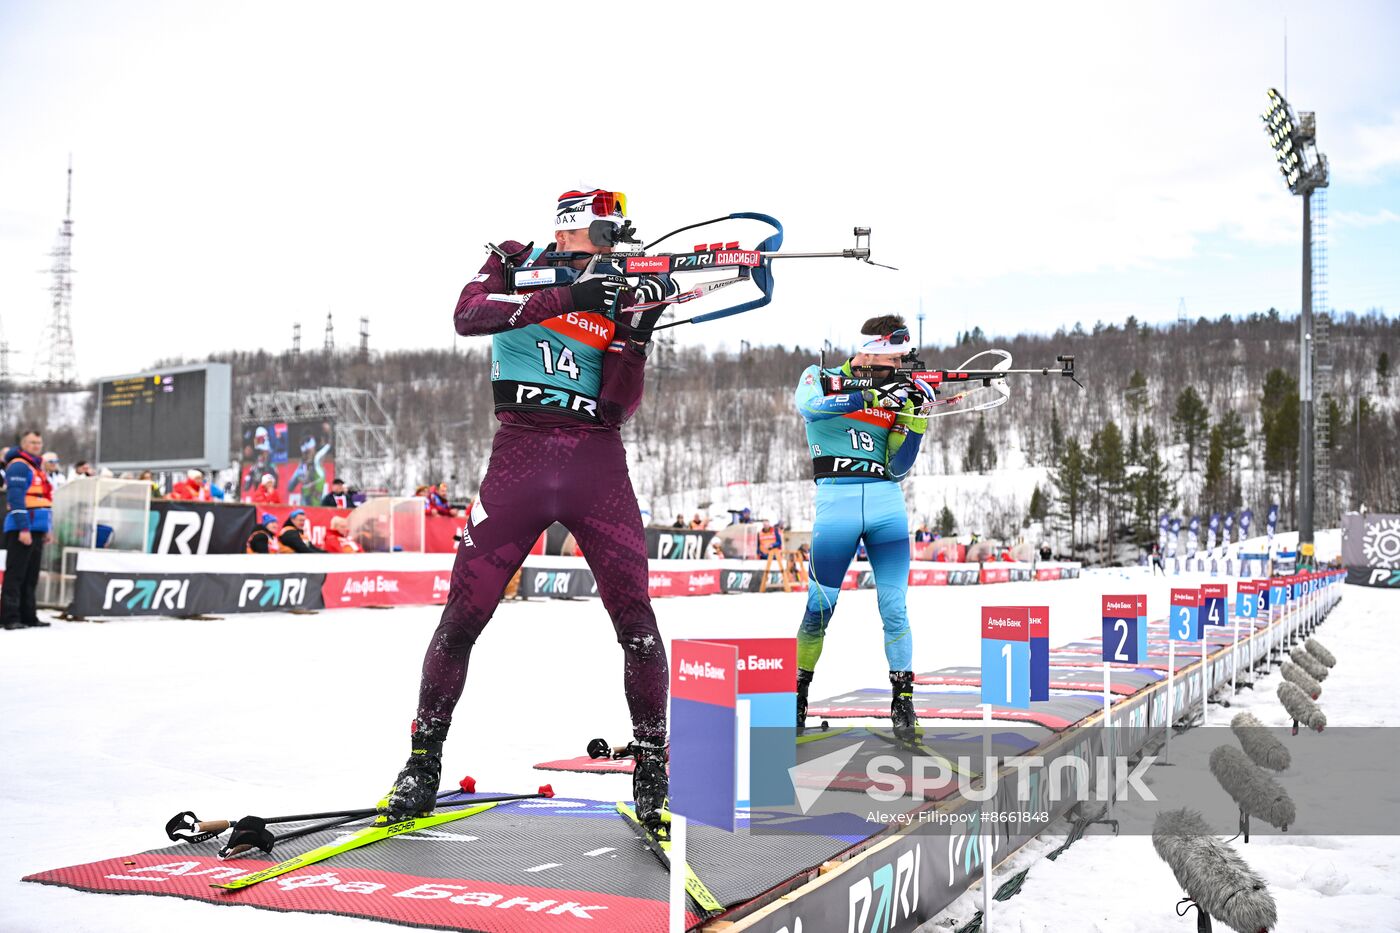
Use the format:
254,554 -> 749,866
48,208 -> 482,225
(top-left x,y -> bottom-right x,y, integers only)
250,474 -> 280,506
323,516 -> 361,553
169,469 -> 212,501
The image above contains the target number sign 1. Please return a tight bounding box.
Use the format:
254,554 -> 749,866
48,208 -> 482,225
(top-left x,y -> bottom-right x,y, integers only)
981,606 -> 1030,709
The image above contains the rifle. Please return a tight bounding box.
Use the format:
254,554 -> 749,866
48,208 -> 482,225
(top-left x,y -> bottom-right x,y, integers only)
820,349 -> 1083,419
495,216 -> 894,329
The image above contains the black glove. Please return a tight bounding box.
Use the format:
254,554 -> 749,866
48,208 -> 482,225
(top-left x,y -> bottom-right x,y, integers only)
619,274 -> 678,343
862,377 -> 914,410
569,274 -> 628,313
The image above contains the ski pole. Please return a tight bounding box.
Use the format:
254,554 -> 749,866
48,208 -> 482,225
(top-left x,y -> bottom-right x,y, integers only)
166,774 -> 483,844
217,783 -> 555,860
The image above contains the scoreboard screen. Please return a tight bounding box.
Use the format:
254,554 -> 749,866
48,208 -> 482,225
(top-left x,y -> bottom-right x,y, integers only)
97,363 -> 231,470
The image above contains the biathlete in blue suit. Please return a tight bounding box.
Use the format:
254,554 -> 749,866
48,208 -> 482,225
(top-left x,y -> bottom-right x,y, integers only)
793,315 -> 934,739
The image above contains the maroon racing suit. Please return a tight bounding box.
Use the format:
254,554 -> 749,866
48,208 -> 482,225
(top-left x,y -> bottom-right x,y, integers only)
415,241 -> 667,744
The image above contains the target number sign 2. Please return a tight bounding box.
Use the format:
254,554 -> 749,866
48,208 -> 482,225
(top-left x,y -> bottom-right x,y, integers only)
1101,595 -> 1147,663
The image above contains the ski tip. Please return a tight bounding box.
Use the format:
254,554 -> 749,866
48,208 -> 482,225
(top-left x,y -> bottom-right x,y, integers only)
459,775 -> 477,794
538,784 -> 555,798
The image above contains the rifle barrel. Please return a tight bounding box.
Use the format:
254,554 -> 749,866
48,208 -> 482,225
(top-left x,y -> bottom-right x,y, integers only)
763,249 -> 870,259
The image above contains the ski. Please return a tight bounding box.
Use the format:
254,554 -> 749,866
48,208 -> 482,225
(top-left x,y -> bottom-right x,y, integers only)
212,802 -> 501,891
866,726 -> 973,777
615,802 -> 723,916
796,725 -> 853,745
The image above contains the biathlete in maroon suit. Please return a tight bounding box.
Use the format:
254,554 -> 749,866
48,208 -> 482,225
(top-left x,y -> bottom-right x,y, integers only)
380,189 -> 677,829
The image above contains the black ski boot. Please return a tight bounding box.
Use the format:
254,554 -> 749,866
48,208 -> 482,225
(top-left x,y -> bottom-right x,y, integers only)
630,740 -> 669,834
890,671 -> 916,743
378,718 -> 449,822
796,668 -> 814,733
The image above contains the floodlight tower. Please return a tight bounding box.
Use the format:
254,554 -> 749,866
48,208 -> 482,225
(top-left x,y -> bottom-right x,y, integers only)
1261,87 -> 1329,549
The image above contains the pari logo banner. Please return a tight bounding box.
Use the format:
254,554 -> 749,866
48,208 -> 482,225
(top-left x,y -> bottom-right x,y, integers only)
77,571 -> 326,616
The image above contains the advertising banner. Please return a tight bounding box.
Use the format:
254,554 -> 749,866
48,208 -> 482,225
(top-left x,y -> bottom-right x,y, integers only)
520,565 -> 598,599
1343,512 -> 1400,588
72,570 -> 325,616
147,501 -> 256,554
646,527 -> 717,560
647,567 -> 722,598
322,569 -> 451,607
720,567 -> 790,593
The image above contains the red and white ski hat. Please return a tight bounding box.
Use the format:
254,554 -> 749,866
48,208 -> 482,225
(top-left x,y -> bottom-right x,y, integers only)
853,324 -> 913,356
555,188 -> 628,233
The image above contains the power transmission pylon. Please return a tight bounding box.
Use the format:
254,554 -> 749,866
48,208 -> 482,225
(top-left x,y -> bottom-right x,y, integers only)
40,157 -> 78,386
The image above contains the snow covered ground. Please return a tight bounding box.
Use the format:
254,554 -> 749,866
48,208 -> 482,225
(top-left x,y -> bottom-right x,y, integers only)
930,582 -> 1400,933
1,572 -> 1394,931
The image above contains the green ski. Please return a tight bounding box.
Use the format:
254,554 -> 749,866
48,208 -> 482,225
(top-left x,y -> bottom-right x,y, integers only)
213,801 -> 500,891
868,725 -> 973,777
796,726 -> 853,746
615,802 -> 723,916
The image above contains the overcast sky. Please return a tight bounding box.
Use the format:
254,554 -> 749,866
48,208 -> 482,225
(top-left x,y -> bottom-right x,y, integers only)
1,0 -> 1398,380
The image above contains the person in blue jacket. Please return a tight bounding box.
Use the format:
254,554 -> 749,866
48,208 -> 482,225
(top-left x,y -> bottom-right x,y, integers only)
3,430 -> 54,630
793,316 -> 933,739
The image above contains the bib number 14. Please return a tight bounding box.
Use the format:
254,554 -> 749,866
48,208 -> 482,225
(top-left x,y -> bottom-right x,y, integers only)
537,341 -> 580,380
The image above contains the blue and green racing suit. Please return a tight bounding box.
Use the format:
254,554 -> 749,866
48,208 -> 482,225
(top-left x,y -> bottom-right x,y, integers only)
794,361 -> 925,676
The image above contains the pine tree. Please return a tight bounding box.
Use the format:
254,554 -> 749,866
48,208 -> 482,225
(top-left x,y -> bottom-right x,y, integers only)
1171,386 -> 1210,472
1380,351 -> 1391,395
1026,483 -> 1049,527
1126,369 -> 1149,419
1218,409 -> 1247,478
1088,421 -> 1126,556
1202,424 -> 1229,510
1050,402 -> 1064,450
962,413 -> 998,474
938,504 -> 956,537
1051,438 -> 1087,555
1260,367 -> 1300,514
1132,425 -> 1177,547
